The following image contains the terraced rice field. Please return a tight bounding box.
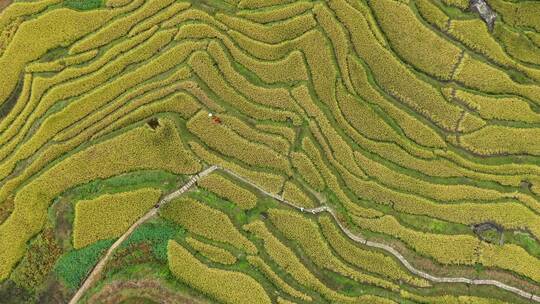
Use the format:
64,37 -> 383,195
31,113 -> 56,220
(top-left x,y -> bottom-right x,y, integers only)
0,0 -> 540,303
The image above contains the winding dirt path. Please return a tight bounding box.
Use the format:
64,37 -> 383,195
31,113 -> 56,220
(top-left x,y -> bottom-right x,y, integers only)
68,166 -> 218,304
219,168 -> 540,303
70,165 -> 540,303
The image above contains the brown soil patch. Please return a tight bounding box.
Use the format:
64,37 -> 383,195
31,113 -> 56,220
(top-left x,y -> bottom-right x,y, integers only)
0,280 -> 33,303
37,277 -> 70,304
146,118 -> 160,130
87,279 -> 207,304
52,197 -> 73,250
0,0 -> 12,13
105,243 -> 155,274
0,73 -> 24,119
10,228 -> 63,291
0,195 -> 14,225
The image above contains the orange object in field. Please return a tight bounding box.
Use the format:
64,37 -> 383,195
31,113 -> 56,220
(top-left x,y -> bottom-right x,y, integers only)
208,112 -> 222,124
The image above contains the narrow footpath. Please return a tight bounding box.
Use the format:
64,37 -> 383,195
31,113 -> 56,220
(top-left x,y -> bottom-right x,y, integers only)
68,166 -> 218,304
70,165 -> 540,303
220,168 -> 540,303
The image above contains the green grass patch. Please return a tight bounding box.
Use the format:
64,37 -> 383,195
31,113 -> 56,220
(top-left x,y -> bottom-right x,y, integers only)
505,231 -> 540,258
188,189 -> 248,224
190,0 -> 237,14
121,220 -> 185,261
39,47 -> 69,63
119,297 -> 158,304
67,170 -> 181,201
396,212 -> 472,235
54,239 -> 114,290
63,0 -> 104,11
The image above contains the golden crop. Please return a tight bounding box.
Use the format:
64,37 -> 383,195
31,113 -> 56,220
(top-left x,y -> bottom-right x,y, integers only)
1,25 -> 159,151
276,297 -> 296,304
347,55 -> 447,150
400,290 -> 505,304
449,19 -> 512,66
313,3 -> 354,93
292,85 -> 367,179
318,216 -> 430,287
449,20 -> 540,84
164,8 -> 228,30
25,49 -> 98,73
225,31 -> 309,83
268,209 -> 399,291
300,136 -> 382,219
237,0 -> 296,10
452,88 -> 540,123
168,240 -> 271,304
243,220 -> 358,303
460,125 -> 540,156
353,214 -> 540,282
0,0 -> 61,31
96,91 -> 201,138
215,12 -> 316,44
440,0 -> 469,9
415,0 -> 449,30
185,237 -> 237,265
173,22 -> 308,84
73,188 -> 161,249
282,181 -> 316,208
247,255 -> 312,302
105,0 -> 132,8
187,111 -> 292,174
237,2 -> 313,24
255,123 -> 296,144
371,0 -> 461,80
454,54 -> 540,105
489,0 -> 540,32
329,0 -> 463,131
188,141 -> 285,194
161,198 -> 257,254
336,82 -> 403,144
354,151 -> 503,202
494,24 -> 540,66
198,174 -> 258,210
207,41 -> 297,111
0,29 -> 181,181
218,114 -> 291,155
0,120 -> 200,279
69,0 -> 180,54
189,51 -> 300,124
290,152 -> 325,191
0,17 -> 22,57
0,8 -> 114,111
128,2 -> 189,37
1,0 -> 539,301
